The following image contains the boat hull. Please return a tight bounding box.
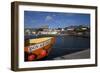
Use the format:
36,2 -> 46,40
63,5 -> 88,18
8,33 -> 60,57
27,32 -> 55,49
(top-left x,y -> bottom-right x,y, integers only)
24,37 -> 55,61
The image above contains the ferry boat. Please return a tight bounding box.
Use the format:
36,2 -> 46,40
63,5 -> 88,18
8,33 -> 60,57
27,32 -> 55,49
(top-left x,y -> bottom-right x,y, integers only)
24,37 -> 56,61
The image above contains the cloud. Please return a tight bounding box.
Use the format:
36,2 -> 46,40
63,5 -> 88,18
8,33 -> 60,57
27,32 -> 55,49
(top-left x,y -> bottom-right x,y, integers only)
45,16 -> 53,21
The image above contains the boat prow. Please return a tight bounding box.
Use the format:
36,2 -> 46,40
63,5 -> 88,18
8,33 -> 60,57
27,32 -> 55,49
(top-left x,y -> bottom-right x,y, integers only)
24,37 -> 56,61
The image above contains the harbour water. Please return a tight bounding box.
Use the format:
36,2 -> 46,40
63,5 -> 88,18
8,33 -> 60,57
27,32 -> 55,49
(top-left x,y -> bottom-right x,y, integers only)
46,35 -> 90,60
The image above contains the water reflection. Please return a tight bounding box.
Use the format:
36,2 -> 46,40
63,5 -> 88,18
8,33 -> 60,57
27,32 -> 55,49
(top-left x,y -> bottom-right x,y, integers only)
45,35 -> 90,60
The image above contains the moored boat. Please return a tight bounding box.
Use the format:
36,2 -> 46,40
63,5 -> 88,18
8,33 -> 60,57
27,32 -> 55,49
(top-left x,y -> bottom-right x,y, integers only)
24,37 -> 56,61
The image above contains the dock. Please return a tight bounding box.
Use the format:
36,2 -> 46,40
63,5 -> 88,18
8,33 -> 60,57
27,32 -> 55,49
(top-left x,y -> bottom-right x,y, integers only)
53,49 -> 90,60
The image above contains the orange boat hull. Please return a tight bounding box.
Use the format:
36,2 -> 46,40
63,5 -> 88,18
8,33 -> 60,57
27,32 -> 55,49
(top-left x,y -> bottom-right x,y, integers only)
24,37 -> 55,61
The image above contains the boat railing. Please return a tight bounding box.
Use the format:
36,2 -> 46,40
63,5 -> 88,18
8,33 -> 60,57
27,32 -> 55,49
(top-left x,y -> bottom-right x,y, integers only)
28,39 -> 51,53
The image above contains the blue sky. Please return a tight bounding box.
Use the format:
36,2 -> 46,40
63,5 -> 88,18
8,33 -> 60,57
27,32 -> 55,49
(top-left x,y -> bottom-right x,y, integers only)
24,11 -> 90,29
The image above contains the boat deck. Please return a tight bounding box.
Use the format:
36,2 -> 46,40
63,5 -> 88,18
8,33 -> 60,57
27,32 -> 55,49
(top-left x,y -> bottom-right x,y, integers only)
28,37 -> 52,44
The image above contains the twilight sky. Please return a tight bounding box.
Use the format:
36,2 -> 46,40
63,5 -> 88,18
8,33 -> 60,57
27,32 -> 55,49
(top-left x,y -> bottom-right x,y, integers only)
24,11 -> 90,29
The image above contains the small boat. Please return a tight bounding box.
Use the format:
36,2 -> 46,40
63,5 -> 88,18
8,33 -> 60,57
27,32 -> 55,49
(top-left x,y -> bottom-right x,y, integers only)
24,37 -> 56,61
